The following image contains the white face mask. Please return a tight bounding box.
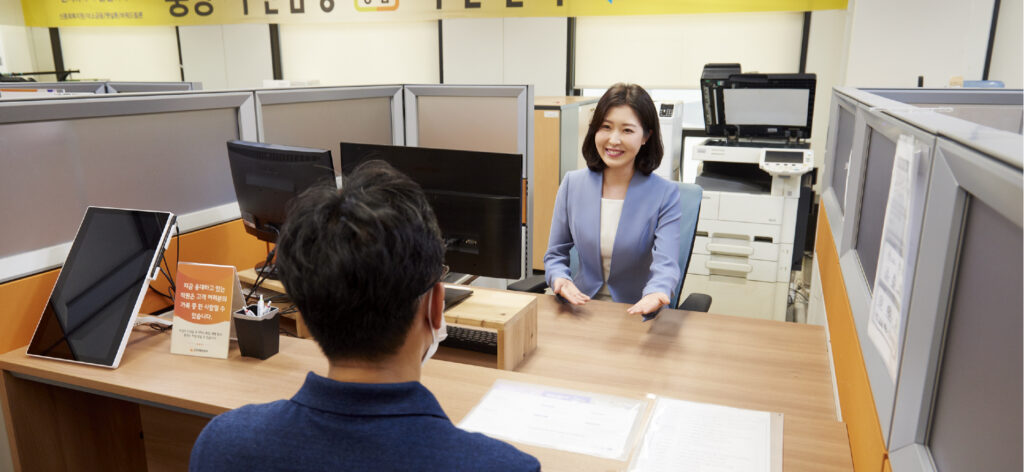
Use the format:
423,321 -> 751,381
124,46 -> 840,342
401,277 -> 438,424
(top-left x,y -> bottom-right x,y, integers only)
421,302 -> 447,366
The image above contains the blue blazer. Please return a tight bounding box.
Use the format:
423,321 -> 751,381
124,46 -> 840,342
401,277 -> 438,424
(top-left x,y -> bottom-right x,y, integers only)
544,169 -> 682,303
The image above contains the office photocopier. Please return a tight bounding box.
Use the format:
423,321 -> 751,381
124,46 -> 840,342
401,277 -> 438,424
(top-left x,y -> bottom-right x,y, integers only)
686,64 -> 816,321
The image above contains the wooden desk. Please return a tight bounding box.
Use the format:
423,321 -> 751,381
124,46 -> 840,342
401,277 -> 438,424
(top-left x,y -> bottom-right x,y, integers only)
437,290 -> 853,471
1,292 -> 852,471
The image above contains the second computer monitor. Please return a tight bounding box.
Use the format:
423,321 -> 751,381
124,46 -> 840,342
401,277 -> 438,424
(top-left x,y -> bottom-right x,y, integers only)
226,140 -> 336,243
338,142 -> 523,280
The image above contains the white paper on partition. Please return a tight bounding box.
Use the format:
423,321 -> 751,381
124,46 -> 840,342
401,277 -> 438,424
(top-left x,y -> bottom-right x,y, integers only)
867,134 -> 921,382
629,396 -> 773,472
458,379 -> 647,460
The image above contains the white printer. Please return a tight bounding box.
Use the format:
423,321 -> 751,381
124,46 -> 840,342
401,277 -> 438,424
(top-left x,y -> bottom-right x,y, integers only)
653,101 -> 683,181
685,64 -> 816,321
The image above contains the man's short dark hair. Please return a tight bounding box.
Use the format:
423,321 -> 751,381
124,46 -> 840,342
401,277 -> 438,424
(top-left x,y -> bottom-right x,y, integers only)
581,83 -> 664,175
275,160 -> 445,361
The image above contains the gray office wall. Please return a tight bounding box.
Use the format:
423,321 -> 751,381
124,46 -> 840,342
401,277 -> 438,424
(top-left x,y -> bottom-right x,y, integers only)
260,97 -> 395,174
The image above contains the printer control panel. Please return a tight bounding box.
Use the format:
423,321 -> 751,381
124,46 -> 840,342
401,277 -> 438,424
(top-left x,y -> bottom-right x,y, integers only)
758,149 -> 812,176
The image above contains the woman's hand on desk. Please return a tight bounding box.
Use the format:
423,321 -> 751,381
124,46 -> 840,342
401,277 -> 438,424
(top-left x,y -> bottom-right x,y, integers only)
552,278 -> 590,305
627,292 -> 669,316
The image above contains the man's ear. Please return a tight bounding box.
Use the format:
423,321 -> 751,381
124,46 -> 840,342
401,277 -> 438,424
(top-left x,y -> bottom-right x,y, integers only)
427,282 -> 445,330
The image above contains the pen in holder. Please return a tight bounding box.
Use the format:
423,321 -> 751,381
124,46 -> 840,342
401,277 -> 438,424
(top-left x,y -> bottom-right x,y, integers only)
232,305 -> 280,360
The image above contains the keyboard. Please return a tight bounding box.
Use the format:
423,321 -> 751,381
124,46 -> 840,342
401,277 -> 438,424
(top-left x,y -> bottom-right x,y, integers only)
441,325 -> 498,355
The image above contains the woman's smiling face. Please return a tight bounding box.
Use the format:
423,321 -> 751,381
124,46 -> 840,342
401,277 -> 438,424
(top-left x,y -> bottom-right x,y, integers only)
594,105 -> 648,171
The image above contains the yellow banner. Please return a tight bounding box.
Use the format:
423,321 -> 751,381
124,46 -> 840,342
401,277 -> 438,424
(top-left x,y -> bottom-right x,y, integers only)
22,0 -> 848,28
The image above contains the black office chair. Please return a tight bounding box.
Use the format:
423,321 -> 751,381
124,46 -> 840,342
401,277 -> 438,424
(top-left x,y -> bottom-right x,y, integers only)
511,182 -> 712,312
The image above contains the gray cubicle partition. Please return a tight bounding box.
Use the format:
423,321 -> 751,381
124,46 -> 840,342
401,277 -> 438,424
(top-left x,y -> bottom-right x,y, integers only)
106,82 -> 202,93
889,125 -> 1022,472
403,85 -> 535,284
254,86 -> 404,174
0,81 -> 107,94
0,91 -> 257,283
818,86 -> 1023,468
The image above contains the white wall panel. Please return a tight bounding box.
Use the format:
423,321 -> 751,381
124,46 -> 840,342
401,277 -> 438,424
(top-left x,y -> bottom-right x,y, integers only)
443,18 -> 503,85
989,0 -> 1022,87
0,25 -> 34,74
575,12 -> 804,89
279,21 -> 438,86
844,0 -> 996,87
0,0 -> 24,26
806,9 -> 850,181
180,24 -> 273,90
502,17 -> 565,96
59,26 -> 180,81
443,17 -> 565,96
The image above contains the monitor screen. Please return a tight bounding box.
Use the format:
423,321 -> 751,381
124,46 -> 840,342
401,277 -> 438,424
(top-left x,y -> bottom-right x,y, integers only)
854,127 -> 896,287
927,197 -> 1023,471
226,140 -> 335,243
831,106 -> 856,213
27,207 -> 174,368
339,142 -> 523,279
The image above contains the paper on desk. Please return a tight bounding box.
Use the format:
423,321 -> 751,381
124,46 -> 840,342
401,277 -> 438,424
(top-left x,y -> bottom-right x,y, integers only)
458,379 -> 647,460
628,397 -> 781,472
867,134 -> 924,382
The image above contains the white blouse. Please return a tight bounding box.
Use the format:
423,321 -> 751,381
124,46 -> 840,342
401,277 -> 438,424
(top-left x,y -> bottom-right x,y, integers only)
595,198 -> 624,301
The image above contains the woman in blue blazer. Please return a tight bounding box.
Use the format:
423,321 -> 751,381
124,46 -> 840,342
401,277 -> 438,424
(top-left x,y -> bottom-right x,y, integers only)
544,83 -> 682,316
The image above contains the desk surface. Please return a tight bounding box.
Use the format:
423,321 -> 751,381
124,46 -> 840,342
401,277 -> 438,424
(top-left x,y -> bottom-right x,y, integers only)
0,292 -> 852,471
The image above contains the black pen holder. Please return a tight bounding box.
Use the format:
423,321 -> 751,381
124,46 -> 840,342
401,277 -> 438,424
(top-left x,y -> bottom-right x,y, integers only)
232,305 -> 280,360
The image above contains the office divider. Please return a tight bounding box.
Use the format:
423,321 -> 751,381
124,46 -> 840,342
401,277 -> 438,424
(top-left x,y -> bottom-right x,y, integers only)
816,86 -> 1023,472
404,84 -> 535,285
254,86 -> 404,174
0,81 -> 202,95
0,84 -> 536,287
0,91 -> 258,284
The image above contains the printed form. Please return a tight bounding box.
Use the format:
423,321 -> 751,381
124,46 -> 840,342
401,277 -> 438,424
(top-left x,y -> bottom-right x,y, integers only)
458,380 -> 647,460
629,397 -> 781,472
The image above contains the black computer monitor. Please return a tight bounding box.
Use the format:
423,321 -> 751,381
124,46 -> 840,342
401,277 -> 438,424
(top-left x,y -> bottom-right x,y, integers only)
338,142 -> 523,280
226,140 -> 335,276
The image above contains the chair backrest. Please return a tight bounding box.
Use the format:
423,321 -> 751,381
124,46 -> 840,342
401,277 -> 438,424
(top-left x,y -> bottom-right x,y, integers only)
670,182 -> 703,309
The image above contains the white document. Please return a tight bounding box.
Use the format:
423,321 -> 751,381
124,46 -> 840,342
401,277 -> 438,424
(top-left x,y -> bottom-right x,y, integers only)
867,134 -> 922,381
629,396 -> 777,472
458,380 -> 647,460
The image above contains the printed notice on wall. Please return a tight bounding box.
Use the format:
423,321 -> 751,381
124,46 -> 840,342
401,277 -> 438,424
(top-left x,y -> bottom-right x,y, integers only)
867,134 -> 924,381
170,262 -> 244,359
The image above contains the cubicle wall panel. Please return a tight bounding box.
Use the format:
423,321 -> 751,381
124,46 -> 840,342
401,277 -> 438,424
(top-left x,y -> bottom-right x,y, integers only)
927,197 -> 1023,472
0,120 -> 88,256
255,86 -> 404,174
0,270 -> 59,354
815,208 -> 887,472
414,96 -> 520,154
852,125 -> 896,288
403,85 -> 534,283
0,92 -> 257,283
890,136 -> 1023,472
260,97 -> 395,174
74,109 -> 239,215
0,108 -> 240,259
